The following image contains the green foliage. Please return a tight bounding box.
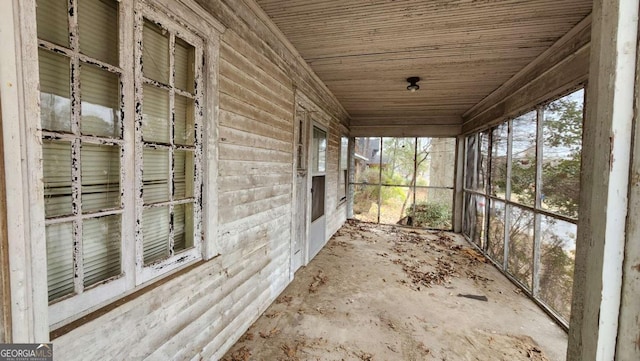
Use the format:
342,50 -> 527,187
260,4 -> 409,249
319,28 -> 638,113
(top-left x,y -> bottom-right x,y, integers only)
539,228 -> 575,320
507,96 -> 583,218
543,99 -> 583,151
409,202 -> 452,228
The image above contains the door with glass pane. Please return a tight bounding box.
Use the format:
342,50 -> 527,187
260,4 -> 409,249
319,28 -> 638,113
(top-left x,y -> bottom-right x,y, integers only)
309,126 -> 327,261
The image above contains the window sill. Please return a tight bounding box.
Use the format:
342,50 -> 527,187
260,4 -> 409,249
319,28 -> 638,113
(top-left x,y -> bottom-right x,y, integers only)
49,257 -> 212,340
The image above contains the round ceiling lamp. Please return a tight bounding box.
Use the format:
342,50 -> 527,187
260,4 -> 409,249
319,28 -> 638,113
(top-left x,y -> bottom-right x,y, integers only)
406,76 -> 420,92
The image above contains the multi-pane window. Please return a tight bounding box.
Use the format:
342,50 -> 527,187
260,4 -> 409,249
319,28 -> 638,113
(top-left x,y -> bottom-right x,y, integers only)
338,136 -> 348,202
462,88 -> 584,325
137,17 -> 202,268
36,0 -> 207,324
38,0 -> 124,303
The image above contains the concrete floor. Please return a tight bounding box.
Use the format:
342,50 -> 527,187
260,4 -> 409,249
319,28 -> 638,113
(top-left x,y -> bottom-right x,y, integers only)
222,221 -> 567,361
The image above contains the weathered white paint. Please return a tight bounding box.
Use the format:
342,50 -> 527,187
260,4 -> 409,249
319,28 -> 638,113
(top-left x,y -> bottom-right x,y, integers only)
453,136 -> 464,232
0,0 -> 347,351
0,0 -> 49,342
567,0 -> 638,360
290,94 -> 308,277
43,0 -> 349,358
616,32 -> 640,360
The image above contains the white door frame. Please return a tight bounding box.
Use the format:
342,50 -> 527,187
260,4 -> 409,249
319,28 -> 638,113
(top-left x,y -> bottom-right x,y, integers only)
308,121 -> 328,262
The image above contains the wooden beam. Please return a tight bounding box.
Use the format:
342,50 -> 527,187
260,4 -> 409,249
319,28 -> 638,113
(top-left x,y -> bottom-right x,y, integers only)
349,124 -> 461,137
350,115 -> 462,127
567,1 -> 638,360
0,0 -> 49,342
616,34 -> 640,360
463,13 -> 591,120
462,44 -> 590,134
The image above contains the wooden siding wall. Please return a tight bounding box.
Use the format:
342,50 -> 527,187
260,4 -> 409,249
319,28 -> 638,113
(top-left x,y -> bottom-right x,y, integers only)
52,0 -> 348,359
0,101 -> 8,343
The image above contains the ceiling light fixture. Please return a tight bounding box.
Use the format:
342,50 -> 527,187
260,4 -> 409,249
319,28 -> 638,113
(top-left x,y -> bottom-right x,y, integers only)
406,76 -> 420,92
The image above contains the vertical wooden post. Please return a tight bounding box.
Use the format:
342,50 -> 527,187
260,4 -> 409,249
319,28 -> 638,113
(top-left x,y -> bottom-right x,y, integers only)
453,135 -> 464,232
567,0 -> 638,360
0,0 -> 49,342
616,28 -> 640,361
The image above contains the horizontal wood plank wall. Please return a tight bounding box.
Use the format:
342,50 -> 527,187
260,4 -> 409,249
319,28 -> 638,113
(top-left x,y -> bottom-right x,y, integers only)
326,116 -> 348,237
52,0 -> 349,359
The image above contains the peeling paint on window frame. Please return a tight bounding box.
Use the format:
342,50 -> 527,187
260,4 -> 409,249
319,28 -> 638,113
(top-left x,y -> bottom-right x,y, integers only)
133,1 -> 204,285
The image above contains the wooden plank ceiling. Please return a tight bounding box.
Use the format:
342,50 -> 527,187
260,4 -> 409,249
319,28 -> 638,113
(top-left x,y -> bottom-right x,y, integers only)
254,0 -> 592,130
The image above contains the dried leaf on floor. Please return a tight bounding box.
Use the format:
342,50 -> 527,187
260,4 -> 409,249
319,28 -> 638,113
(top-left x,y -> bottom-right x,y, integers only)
418,342 -> 431,354
309,270 -> 328,293
259,327 -> 281,338
222,346 -> 251,361
265,311 -> 283,318
238,332 -> 254,342
462,247 -> 487,263
355,351 -> 373,360
276,295 -> 293,306
280,343 -> 299,360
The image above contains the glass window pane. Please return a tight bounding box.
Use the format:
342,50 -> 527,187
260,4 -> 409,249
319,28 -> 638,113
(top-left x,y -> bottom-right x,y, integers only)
39,49 -> 71,133
312,127 -> 327,173
174,150 -> 194,200
175,37 -> 195,93
379,186 -> 411,225
487,199 -> 505,265
462,193 -> 473,238
174,95 -> 194,146
381,137 -> 415,186
43,140 -> 72,218
36,0 -> 69,47
143,20 -> 169,84
78,0 -> 119,65
143,206 -> 170,264
142,85 -> 170,143
354,137 -> 381,184
472,195 -> 486,248
338,136 -> 348,200
490,124 -> 508,198
507,206 -> 535,289
340,137 -> 348,171
81,143 -> 120,212
539,216 -> 577,321
173,203 -> 194,253
465,135 -> 477,190
510,112 -> 537,206
143,147 -> 169,204
417,137 -> 455,188
412,188 -> 453,230
311,175 -> 325,221
541,89 -> 584,219
46,222 -> 74,301
81,64 -> 121,138
472,131 -> 490,193
83,215 -> 121,287
353,184 -> 378,222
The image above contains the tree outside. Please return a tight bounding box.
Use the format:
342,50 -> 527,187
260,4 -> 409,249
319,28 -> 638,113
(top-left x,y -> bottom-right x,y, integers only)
352,137 -> 455,229
463,88 -> 584,323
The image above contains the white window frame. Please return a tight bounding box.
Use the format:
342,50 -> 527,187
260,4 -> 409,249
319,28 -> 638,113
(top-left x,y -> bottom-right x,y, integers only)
133,1 -> 206,285
338,134 -> 348,203
9,0 -> 223,331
